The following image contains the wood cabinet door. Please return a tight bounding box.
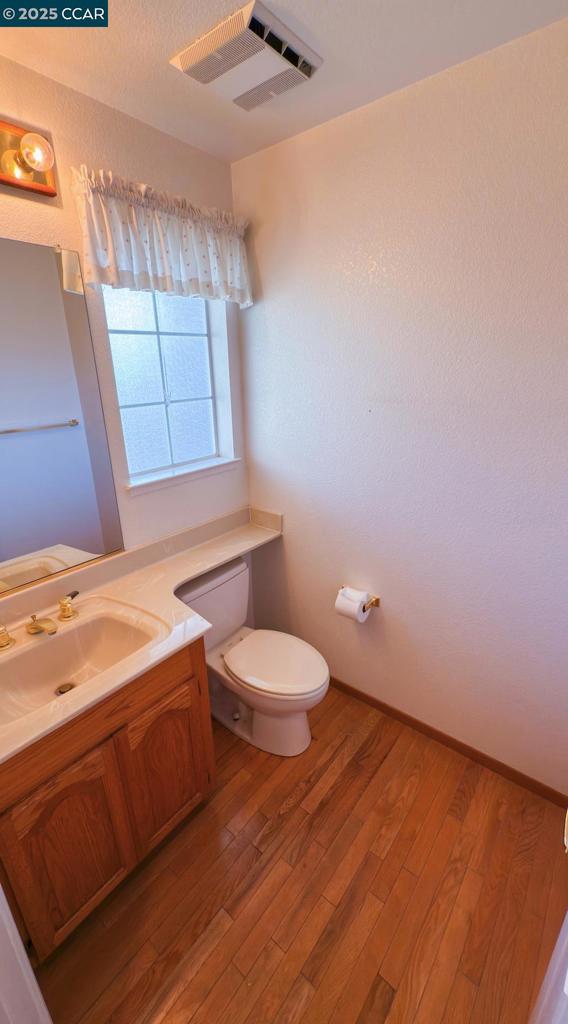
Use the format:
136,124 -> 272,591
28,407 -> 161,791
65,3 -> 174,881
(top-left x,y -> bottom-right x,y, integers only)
0,741 -> 137,960
115,678 -> 211,858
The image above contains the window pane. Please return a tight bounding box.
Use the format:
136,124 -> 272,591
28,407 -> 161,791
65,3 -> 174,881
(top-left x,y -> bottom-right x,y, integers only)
102,286 -> 155,331
120,405 -> 170,474
162,335 -> 212,400
155,292 -> 207,334
109,334 -> 164,405
168,400 -> 216,464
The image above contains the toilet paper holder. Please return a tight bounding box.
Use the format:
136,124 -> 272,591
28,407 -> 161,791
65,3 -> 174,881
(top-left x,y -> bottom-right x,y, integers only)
341,588 -> 380,613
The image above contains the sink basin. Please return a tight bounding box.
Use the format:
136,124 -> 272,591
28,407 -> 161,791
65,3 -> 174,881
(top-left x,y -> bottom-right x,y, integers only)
0,556 -> 69,591
0,596 -> 170,726
0,546 -> 97,591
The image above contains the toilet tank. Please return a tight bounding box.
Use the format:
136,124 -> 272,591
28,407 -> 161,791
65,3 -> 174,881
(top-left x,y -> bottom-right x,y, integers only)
175,558 -> 249,650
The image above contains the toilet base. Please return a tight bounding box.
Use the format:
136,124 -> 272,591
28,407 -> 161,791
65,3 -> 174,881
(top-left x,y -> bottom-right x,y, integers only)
251,708 -> 311,757
207,666 -> 313,757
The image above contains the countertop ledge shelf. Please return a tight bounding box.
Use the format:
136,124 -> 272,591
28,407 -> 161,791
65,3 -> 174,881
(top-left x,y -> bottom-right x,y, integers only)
0,520 -> 281,765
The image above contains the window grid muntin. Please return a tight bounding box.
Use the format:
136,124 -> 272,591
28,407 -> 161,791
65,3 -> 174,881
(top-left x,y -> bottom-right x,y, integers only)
104,290 -> 218,477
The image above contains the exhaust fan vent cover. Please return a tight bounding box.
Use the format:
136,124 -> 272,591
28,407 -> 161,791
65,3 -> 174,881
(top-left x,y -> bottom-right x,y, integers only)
171,1 -> 322,111
234,67 -> 305,110
176,9 -> 264,83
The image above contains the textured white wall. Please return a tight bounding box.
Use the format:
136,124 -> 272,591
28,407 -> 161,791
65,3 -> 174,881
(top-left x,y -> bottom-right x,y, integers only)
232,21 -> 568,792
0,56 -> 248,547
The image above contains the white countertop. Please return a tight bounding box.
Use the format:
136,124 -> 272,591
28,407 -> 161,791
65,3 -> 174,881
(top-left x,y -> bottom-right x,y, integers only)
0,522 -> 280,765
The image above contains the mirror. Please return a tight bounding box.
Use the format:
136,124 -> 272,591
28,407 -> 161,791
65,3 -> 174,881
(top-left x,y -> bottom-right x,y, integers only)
0,237 -> 123,593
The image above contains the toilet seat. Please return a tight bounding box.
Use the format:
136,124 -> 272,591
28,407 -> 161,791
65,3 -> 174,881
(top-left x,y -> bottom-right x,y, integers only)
223,629 -> 329,698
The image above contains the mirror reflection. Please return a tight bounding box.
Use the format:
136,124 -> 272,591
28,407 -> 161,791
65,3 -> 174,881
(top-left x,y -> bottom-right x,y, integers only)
0,237 -> 123,592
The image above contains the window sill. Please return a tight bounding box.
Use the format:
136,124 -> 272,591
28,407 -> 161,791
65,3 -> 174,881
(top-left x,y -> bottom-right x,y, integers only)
125,457 -> 241,497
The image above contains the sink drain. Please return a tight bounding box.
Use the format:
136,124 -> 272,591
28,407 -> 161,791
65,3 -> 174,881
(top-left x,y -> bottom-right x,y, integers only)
55,683 -> 75,696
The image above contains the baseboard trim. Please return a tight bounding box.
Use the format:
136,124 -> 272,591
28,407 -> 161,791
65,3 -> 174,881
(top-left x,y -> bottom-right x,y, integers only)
331,677 -> 567,808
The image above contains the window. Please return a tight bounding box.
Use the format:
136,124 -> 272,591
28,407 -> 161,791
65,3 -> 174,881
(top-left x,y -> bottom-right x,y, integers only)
102,287 -> 234,486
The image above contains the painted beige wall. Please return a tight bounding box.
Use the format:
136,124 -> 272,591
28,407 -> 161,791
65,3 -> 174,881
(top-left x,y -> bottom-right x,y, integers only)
0,56 -> 247,547
232,21 -> 568,792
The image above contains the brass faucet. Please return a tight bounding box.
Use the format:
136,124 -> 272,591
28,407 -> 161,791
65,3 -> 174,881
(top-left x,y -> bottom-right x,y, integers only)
0,624 -> 15,650
58,590 -> 79,621
26,614 -> 58,636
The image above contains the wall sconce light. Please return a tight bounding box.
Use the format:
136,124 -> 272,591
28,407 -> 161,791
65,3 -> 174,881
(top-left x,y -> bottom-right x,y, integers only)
0,120 -> 57,197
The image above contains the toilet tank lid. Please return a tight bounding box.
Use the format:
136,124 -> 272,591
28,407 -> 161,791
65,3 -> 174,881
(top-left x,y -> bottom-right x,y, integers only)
175,557 -> 247,605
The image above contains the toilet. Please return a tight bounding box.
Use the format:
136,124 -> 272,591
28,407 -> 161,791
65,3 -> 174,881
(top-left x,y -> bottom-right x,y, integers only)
176,558 -> 329,756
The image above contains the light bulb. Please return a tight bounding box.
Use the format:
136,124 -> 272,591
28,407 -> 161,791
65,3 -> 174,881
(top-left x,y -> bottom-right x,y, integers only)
19,133 -> 54,173
0,148 -> 33,180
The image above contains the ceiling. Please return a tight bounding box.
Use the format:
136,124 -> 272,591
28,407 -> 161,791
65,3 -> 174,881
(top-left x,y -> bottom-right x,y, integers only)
0,0 -> 566,163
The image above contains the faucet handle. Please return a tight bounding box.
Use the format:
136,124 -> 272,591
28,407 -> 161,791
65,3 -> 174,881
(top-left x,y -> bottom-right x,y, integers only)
0,623 -> 15,649
58,594 -> 78,621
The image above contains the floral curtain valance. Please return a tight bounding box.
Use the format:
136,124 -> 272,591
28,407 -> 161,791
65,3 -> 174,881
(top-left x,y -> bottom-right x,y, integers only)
71,165 -> 252,308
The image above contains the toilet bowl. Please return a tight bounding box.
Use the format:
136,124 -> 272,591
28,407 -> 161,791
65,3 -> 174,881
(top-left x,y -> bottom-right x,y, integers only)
176,559 -> 329,756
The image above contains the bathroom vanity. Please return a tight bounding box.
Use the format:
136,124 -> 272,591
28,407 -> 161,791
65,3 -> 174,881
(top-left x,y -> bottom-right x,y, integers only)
0,514 -> 281,964
0,637 -> 215,962
0,230 -> 286,972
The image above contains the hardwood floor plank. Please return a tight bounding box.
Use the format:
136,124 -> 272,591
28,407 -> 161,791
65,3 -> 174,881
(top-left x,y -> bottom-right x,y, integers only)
461,768 -> 500,838
322,811 -> 382,906
173,961 -> 244,1024
213,725 -> 240,760
371,735 -> 437,859
151,826 -> 264,956
372,747 -> 452,902
499,910 -> 545,1024
77,941 -> 157,1024
145,858 -> 293,1024
440,974 -> 478,1024
298,890 -> 382,1024
223,941 -> 284,1024
382,829 -> 476,1023
114,909 -> 233,1024
404,756 -> 467,875
225,805 -> 308,919
245,897 -> 334,1024
233,842 -> 324,975
273,814 -> 363,951
469,796 -> 545,1024
355,975 -> 395,1024
351,728 -> 417,820
460,785 -> 526,985
380,814 -> 461,989
272,974 -> 314,1024
329,868 -> 417,1024
308,688 -> 344,732
254,733 -> 349,853
499,801 -> 561,1024
39,828 -> 252,1024
261,698 -> 373,825
311,716 -> 403,851
38,810 -> 249,1023
530,804 -> 568,1010
299,711 -> 377,815
413,868 -> 483,1024
468,776 -> 511,876
283,717 -> 403,871
37,702 -> 564,1024
303,851 -> 380,987
448,762 -> 483,823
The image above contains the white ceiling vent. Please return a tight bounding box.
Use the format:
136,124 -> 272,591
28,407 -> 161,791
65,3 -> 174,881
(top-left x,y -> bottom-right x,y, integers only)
170,2 -> 323,111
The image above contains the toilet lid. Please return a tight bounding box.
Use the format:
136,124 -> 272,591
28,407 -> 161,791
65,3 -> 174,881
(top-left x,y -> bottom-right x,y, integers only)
223,630 -> 329,697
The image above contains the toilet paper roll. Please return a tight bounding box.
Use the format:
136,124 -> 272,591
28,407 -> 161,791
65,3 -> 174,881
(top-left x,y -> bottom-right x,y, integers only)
335,586 -> 372,623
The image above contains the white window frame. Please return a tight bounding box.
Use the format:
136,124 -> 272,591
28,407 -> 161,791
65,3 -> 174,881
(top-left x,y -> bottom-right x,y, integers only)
102,289 -> 239,494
